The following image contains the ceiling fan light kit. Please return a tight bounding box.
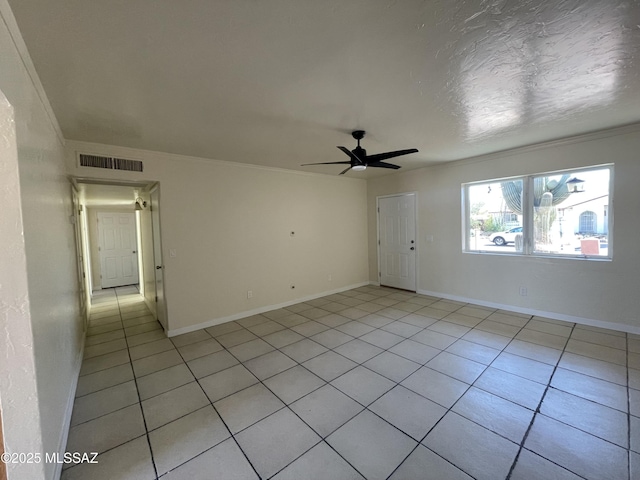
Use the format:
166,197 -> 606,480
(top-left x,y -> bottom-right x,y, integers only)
301,130 -> 418,175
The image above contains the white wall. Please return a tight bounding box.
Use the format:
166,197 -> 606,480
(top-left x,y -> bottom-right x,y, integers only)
0,2 -> 83,479
66,141 -> 370,334
368,126 -> 640,333
0,84 -> 44,480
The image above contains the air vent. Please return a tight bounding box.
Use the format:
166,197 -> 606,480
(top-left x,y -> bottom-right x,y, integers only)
78,154 -> 113,169
113,158 -> 143,172
78,153 -> 143,172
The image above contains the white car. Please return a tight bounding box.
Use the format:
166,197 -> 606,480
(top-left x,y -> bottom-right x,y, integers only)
489,226 -> 522,246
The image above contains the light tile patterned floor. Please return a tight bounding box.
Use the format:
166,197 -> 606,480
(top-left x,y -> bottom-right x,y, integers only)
62,285 -> 640,480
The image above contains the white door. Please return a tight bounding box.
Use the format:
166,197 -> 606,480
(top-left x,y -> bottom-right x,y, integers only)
378,194 -> 416,291
150,188 -> 168,330
98,212 -> 139,288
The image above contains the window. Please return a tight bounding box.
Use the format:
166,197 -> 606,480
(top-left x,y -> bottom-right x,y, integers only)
463,165 -> 612,259
579,211 -> 596,234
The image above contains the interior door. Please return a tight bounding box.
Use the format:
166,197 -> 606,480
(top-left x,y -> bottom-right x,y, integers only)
97,212 -> 139,288
150,188 -> 168,330
378,194 -> 417,291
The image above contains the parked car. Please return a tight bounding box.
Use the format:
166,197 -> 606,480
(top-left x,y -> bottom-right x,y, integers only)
489,226 -> 522,246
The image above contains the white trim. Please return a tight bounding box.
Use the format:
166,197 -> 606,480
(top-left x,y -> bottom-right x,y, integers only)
51,332 -> 85,480
376,192 -> 418,293
167,282 -> 370,337
0,0 -> 65,146
418,288 -> 640,335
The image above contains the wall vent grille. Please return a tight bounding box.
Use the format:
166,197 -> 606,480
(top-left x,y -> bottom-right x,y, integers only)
78,153 -> 143,172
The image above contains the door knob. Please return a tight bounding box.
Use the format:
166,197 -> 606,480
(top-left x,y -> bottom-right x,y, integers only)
132,250 -> 137,254
156,265 -> 162,270
410,247 -> 415,250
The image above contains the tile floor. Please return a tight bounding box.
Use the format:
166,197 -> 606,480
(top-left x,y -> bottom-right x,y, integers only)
62,285 -> 640,480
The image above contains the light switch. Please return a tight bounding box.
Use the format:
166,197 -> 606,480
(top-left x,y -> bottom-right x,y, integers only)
169,249 -> 177,257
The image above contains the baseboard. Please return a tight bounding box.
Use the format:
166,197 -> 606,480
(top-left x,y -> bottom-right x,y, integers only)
51,329 -> 85,480
167,281 -> 370,337
418,289 -> 640,335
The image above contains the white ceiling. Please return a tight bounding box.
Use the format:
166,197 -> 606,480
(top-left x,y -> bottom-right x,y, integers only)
8,0 -> 640,177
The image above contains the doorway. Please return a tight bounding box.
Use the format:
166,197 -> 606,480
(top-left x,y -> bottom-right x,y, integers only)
72,179 -> 167,329
377,193 -> 417,292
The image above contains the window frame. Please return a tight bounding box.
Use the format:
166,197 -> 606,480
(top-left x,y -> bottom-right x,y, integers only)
462,164 -> 613,260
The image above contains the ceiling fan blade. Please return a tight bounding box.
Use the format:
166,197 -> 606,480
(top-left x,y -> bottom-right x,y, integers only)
366,148 -> 418,164
339,166 -> 352,175
337,146 -> 364,165
369,162 -> 401,169
301,161 -> 352,166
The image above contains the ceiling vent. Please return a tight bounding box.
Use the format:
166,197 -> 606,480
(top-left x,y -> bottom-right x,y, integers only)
78,153 -> 143,172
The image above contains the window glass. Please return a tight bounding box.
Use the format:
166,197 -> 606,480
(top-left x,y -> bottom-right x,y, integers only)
467,179 -> 523,253
532,168 -> 610,256
463,165 -> 612,259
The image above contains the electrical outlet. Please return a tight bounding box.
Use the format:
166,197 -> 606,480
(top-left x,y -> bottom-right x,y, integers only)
247,290 -> 253,299
519,286 -> 528,297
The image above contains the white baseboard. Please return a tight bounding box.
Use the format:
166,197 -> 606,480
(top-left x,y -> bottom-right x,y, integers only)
418,289 -> 640,335
167,282 -> 370,337
51,330 -> 85,480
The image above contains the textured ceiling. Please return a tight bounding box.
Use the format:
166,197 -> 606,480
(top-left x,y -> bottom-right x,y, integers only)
8,0 -> 640,177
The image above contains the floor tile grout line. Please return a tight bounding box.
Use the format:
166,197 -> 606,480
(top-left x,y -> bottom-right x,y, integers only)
216,360 -> 369,479
66,289 -> 160,479
211,302 -> 522,418
61,433 -> 150,475
388,310 -> 540,480
172,325 -> 346,478
116,290 -> 158,479
264,302 -> 524,478
176,346 -> 271,480
505,322 -> 579,480
74,287 -> 635,479
173,302 -> 423,479
84,297 -> 614,426
308,294 -> 520,477
419,312 -> 558,479
114,288 -> 160,480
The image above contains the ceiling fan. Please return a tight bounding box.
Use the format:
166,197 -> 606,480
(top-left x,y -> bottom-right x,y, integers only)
302,130 -> 419,175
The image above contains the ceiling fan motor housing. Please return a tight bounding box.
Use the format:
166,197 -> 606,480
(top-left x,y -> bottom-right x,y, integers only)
353,146 -> 367,161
